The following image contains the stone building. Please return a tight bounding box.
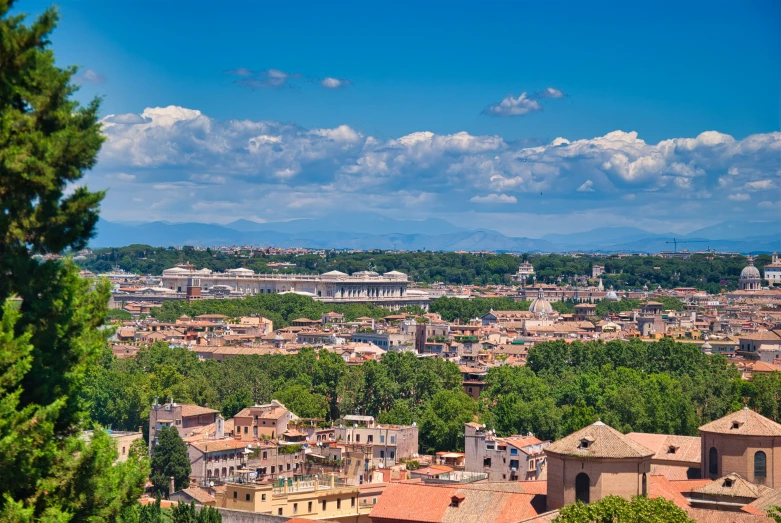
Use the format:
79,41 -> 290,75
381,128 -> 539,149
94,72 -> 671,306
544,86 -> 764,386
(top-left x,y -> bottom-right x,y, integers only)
699,407 -> 781,486
636,301 -> 666,337
544,421 -> 653,510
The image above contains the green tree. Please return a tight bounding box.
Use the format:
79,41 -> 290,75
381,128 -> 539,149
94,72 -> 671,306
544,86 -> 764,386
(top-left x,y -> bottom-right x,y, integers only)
0,1 -> 146,518
171,500 -> 221,523
150,426 -> 191,496
419,390 -> 477,453
273,384 -> 328,419
554,495 -> 694,523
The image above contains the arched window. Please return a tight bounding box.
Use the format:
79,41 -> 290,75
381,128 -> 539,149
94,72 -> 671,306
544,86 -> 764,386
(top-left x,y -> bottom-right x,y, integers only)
642,473 -> 647,496
709,447 -> 718,477
755,451 -> 767,481
575,473 -> 590,504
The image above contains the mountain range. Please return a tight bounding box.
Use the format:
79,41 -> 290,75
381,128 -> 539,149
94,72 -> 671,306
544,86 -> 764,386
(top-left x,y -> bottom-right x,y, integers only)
91,215 -> 781,253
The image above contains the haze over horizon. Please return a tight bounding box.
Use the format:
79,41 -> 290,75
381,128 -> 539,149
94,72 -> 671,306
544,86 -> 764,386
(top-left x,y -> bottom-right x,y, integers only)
22,0 -> 781,236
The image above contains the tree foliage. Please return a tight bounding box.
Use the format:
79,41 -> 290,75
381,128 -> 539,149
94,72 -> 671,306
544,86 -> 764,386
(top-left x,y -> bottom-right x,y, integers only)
554,495 -> 694,523
0,1 -> 145,519
150,426 -> 191,496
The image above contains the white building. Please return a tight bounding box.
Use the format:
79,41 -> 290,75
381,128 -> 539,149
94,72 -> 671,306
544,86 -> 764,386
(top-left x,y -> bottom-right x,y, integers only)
765,254 -> 781,287
512,262 -> 535,282
160,266 -> 428,310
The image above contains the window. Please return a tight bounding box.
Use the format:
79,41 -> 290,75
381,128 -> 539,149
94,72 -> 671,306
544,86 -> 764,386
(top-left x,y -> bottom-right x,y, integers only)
642,473 -> 648,496
245,494 -> 250,501
483,457 -> 492,467
337,499 -> 341,509
308,501 -> 313,512
277,508 -> 283,516
576,473 -> 590,504
322,500 -> 327,511
356,434 -> 360,442
244,426 -> 248,434
271,466 -> 275,473
367,435 -> 373,443
380,451 -> 385,459
233,491 -> 237,499
709,447 -> 718,477
351,497 -> 355,508
262,494 -> 266,501
254,426 -> 258,437
262,451 -> 267,460
390,436 -> 396,444
380,435 -> 385,443
390,451 -> 395,459
510,459 -> 519,470
293,503 -> 298,514
510,448 -> 518,456
755,451 -> 767,481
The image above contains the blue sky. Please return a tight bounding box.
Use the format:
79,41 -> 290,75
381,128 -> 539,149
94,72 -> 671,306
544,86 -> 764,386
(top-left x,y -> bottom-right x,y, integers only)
18,0 -> 781,235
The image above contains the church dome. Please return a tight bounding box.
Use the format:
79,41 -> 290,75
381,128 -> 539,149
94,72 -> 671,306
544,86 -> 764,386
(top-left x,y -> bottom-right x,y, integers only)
529,288 -> 553,316
740,264 -> 761,280
605,286 -> 618,301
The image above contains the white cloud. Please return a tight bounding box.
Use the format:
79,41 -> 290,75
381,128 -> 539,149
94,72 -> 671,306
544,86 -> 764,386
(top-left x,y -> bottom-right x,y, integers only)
728,193 -> 750,201
470,194 -> 517,204
484,92 -> 542,117
320,77 -> 351,89
95,105 -> 781,226
536,87 -> 565,99
577,180 -> 595,192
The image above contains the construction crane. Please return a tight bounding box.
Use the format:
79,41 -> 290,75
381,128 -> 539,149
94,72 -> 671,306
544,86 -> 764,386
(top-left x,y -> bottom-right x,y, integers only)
665,238 -> 708,252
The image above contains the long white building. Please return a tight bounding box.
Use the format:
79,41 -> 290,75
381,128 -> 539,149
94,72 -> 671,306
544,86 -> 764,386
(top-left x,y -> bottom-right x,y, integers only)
160,265 -> 429,309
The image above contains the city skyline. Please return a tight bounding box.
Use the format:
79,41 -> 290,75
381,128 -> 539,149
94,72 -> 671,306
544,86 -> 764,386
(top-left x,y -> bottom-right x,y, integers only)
20,0 -> 781,235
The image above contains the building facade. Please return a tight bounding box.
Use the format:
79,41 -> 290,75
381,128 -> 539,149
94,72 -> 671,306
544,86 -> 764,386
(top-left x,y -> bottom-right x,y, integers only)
334,416 -> 418,466
160,266 -> 428,309
149,400 -> 219,451
464,423 -> 550,481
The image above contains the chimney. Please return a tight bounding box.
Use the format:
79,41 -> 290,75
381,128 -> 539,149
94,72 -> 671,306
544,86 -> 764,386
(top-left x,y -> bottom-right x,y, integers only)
169,476 -> 176,497
450,494 -> 465,508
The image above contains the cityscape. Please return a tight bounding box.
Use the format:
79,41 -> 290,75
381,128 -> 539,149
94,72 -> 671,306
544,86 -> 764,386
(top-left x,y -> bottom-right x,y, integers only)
1,1 -> 781,523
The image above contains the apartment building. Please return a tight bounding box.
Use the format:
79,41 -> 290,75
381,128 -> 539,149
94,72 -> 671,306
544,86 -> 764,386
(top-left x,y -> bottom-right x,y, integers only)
234,400 -> 298,441
333,415 -> 418,467
149,400 -> 219,450
464,422 -> 550,481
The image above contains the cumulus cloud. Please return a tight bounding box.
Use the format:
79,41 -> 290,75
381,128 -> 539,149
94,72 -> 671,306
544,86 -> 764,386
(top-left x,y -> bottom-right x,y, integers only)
75,69 -> 106,84
470,194 -> 517,204
483,87 -> 566,117
94,105 -> 781,226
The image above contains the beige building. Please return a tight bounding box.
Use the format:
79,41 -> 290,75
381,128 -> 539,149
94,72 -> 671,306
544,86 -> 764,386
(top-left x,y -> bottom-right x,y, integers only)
334,416 -> 418,467
82,429 -> 144,463
699,407 -> 781,486
188,439 -> 250,482
217,473 -> 371,522
545,421 -> 653,510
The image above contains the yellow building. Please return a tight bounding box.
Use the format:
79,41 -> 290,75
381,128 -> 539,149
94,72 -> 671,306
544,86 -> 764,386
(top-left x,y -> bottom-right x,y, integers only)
216,473 -> 371,522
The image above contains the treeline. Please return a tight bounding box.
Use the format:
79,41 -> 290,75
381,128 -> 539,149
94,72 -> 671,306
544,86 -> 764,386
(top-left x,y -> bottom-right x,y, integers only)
77,246 -> 771,291
152,293 -> 424,327
429,297 -> 530,322
86,337 -> 781,455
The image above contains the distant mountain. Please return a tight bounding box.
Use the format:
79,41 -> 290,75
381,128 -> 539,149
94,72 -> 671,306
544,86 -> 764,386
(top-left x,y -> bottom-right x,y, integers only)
91,217 -> 781,253
225,212 -> 465,236
684,221 -> 781,241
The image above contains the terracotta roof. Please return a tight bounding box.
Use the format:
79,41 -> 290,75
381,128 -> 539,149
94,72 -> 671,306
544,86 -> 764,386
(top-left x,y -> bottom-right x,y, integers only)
180,404 -> 219,417
648,475 -> 691,509
649,464 -> 697,481
179,487 -> 215,504
504,436 -> 544,453
699,408 -> 781,437
626,433 -> 701,464
369,482 -> 545,523
545,421 -> 654,459
741,331 -> 781,341
692,473 -> 771,499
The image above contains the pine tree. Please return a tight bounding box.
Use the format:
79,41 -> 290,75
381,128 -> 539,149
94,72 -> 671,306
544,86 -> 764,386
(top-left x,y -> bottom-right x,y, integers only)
150,426 -> 192,495
0,0 -> 146,519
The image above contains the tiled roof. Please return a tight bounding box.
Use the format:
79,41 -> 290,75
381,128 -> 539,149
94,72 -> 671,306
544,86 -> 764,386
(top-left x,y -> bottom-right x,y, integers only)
649,464 -> 697,481
180,404 -> 219,417
626,433 -> 701,464
750,486 -> 781,511
545,421 -> 654,459
692,473 -> 771,499
369,482 -> 545,523
179,487 -> 215,504
699,408 -> 781,436
684,508 -> 774,523
648,475 -> 691,509
741,331 -> 781,341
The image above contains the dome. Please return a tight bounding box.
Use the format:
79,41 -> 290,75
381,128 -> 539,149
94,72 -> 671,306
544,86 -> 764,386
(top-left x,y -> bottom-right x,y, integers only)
605,286 -> 618,301
740,264 -> 761,280
529,288 -> 553,316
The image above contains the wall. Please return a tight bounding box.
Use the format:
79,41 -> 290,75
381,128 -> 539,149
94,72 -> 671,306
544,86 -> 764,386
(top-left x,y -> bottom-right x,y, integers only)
701,433 -> 781,487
